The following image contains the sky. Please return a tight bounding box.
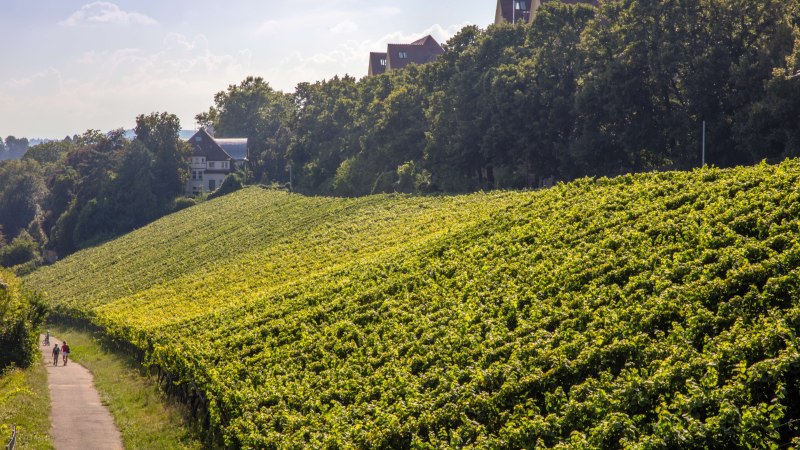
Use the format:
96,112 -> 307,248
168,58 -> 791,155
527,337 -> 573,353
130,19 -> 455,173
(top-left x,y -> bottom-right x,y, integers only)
0,1 -> 494,139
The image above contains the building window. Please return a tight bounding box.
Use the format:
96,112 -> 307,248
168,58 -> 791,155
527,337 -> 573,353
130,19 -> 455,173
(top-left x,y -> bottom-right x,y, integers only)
380,58 -> 387,66
398,51 -> 408,59
515,1 -> 528,10
209,162 -> 216,168
209,179 -> 216,191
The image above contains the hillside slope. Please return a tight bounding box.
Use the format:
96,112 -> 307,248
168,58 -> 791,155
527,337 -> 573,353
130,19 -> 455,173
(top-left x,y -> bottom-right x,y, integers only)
27,161 -> 800,448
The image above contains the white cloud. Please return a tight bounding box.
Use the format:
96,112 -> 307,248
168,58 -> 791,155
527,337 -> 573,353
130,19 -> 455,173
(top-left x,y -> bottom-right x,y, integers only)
0,33 -> 252,136
8,68 -> 63,89
330,21 -> 358,34
60,2 -> 158,27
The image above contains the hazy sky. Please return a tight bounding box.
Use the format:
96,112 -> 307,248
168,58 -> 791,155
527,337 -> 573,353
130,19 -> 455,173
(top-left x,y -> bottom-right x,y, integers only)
0,1 -> 494,138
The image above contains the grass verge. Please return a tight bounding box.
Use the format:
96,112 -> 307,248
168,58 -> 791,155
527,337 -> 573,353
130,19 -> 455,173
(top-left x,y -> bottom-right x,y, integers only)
0,361 -> 53,449
50,325 -> 205,450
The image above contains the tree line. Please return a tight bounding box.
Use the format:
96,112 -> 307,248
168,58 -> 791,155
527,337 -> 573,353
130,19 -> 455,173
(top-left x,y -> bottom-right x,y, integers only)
0,114 -> 191,272
200,0 -> 800,195
0,136 -> 30,161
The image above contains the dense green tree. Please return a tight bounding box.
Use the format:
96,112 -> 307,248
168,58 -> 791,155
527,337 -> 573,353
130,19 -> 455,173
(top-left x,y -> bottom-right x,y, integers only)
4,136 -> 29,155
574,0 -> 798,175
64,129 -> 127,206
0,231 -> 39,268
135,113 -> 189,204
288,76 -> 360,193
424,25 -> 489,192
107,141 -> 158,231
198,77 -> 294,183
49,199 -> 79,255
0,159 -> 46,240
23,140 -> 74,165
43,165 -> 78,233
72,197 -> 114,248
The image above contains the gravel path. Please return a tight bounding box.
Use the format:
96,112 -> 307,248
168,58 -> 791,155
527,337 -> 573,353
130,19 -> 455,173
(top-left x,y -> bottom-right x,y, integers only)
39,335 -> 124,450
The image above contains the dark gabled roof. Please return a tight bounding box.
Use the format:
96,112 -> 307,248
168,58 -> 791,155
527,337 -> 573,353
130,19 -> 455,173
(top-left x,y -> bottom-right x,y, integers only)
189,129 -> 233,162
386,35 -> 444,71
215,138 -> 248,162
495,0 -> 598,24
369,52 -> 388,76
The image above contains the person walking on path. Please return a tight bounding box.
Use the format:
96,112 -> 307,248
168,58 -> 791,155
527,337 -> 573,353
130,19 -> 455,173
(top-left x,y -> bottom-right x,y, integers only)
44,330 -> 50,346
61,341 -> 70,366
38,334 -> 124,449
52,343 -> 60,366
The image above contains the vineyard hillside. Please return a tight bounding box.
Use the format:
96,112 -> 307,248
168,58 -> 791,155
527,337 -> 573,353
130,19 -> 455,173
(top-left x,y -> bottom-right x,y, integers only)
26,161 -> 800,448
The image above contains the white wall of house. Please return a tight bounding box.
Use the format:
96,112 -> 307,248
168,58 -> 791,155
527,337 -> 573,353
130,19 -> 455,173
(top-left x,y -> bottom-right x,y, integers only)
185,159 -> 231,196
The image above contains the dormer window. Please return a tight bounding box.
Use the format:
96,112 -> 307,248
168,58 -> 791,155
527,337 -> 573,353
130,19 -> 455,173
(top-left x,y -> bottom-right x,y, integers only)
380,58 -> 387,66
515,1 -> 528,10
398,51 -> 408,59
209,162 -> 216,168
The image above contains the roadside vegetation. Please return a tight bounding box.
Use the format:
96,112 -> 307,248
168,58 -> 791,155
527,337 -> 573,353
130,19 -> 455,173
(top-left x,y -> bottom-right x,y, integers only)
48,325 -> 204,449
0,269 -> 50,449
0,364 -> 52,450
26,160 -> 800,447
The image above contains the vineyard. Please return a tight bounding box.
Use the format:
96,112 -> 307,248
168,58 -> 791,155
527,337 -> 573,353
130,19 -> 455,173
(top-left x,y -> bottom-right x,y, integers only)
26,160 -> 800,448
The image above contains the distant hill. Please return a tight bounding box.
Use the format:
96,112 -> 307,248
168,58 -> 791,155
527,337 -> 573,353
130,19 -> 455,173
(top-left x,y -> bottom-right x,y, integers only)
27,161 -> 800,447
123,129 -> 197,140
0,148 -> 26,161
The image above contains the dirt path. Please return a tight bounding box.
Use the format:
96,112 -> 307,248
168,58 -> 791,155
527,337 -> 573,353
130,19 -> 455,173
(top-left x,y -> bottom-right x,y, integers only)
39,335 -> 124,450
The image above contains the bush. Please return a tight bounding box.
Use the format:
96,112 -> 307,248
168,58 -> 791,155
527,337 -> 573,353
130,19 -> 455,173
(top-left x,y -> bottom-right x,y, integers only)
0,231 -> 39,268
208,173 -> 244,200
0,270 -> 47,370
173,197 -> 197,213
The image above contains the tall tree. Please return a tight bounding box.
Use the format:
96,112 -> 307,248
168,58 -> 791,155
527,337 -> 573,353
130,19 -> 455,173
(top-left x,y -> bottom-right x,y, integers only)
107,141 -> 158,231
135,112 -> 189,203
288,76 -> 360,193
0,159 -> 46,240
197,77 -> 294,183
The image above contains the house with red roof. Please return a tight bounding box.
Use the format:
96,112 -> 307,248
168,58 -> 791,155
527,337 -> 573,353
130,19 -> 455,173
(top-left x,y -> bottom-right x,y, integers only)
495,0 -> 598,25
367,35 -> 444,76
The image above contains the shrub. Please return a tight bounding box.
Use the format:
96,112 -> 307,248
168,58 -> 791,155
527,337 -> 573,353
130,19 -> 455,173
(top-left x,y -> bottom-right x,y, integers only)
208,173 -> 243,200
0,232 -> 39,268
0,270 -> 47,370
173,197 -> 197,213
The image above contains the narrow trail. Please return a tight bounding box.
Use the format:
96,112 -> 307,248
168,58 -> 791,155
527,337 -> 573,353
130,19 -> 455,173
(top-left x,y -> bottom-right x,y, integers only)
38,334 -> 124,450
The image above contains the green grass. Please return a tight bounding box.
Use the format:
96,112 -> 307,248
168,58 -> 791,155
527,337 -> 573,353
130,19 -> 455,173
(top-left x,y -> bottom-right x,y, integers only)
25,161 -> 800,447
0,363 -> 52,449
49,325 -> 204,450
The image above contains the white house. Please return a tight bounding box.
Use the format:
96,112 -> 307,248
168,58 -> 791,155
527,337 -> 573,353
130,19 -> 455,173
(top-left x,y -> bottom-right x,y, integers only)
185,129 -> 247,196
